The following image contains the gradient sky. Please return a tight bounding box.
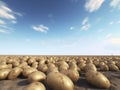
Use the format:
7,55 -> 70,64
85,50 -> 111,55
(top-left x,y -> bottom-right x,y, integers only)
0,0 -> 120,55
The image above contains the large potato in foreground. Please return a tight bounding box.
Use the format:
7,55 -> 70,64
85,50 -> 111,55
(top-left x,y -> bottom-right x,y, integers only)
0,69 -> 11,80
8,67 -> 22,80
85,70 -> 110,89
46,72 -> 74,90
28,71 -> 46,83
24,82 -> 46,90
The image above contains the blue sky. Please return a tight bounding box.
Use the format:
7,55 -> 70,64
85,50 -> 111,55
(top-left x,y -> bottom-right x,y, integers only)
0,0 -> 120,55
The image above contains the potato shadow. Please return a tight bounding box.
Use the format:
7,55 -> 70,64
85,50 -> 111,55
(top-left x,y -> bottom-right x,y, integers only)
17,79 -> 29,86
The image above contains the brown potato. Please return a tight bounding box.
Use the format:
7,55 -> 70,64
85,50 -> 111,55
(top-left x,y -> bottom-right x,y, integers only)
8,67 -> 22,80
22,68 -> 37,77
28,71 -> 46,83
24,82 -> 46,90
0,69 -> 11,80
85,70 -> 110,89
99,64 -> 109,71
67,70 -> 80,82
0,64 -> 9,70
108,64 -> 119,71
84,63 -> 97,72
46,72 -> 74,90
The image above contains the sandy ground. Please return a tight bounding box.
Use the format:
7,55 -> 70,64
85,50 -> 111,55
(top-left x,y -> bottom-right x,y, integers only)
0,71 -> 120,90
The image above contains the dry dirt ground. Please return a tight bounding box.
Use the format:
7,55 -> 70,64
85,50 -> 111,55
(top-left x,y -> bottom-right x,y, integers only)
0,71 -> 120,90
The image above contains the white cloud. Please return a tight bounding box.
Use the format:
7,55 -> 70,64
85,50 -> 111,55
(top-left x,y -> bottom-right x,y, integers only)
0,4 -> 16,20
105,33 -> 112,39
81,23 -> 91,31
82,17 -> 88,25
0,19 -> 6,25
32,25 -> 49,33
70,26 -> 75,30
0,1 -> 22,34
0,1 -> 22,21
85,0 -> 105,12
0,29 -> 7,33
110,0 -> 120,9
81,17 -> 91,31
107,38 -> 120,45
11,20 -> 17,24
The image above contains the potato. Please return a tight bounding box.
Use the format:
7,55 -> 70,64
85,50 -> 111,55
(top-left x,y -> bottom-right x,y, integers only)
12,61 -> 20,67
55,61 -> 69,68
69,62 -> 78,71
37,64 -> 48,73
24,82 -> 46,90
46,72 -> 74,90
6,59 -> 14,64
77,63 -> 86,71
47,67 -> 59,74
67,70 -> 80,83
18,62 -> 28,68
108,64 -> 119,71
99,64 -> 109,71
47,63 -> 56,68
85,70 -> 110,89
0,69 -> 11,80
22,68 -> 37,77
0,64 -> 9,70
32,62 -> 38,69
58,65 -> 68,71
8,67 -> 22,80
28,71 -> 46,83
84,63 -> 97,72
27,59 -> 35,65
116,62 -> 120,69
39,60 -> 46,65
99,62 -> 105,67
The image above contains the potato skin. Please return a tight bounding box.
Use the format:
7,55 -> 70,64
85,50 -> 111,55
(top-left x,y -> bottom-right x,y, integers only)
108,64 -> 119,71
0,69 -> 11,80
8,67 -> 22,80
46,72 -> 74,90
24,82 -> 46,90
22,68 -> 37,77
85,70 -> 110,89
28,71 -> 46,83
84,63 -> 97,72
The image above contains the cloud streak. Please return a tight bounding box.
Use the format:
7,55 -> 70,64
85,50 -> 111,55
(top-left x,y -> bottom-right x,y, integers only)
105,33 -> 112,39
85,0 -> 105,12
0,3 -> 16,20
0,19 -> 6,25
0,1 -> 22,34
0,29 -> 8,33
81,17 -> 91,31
110,0 -> 120,9
32,25 -> 49,33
